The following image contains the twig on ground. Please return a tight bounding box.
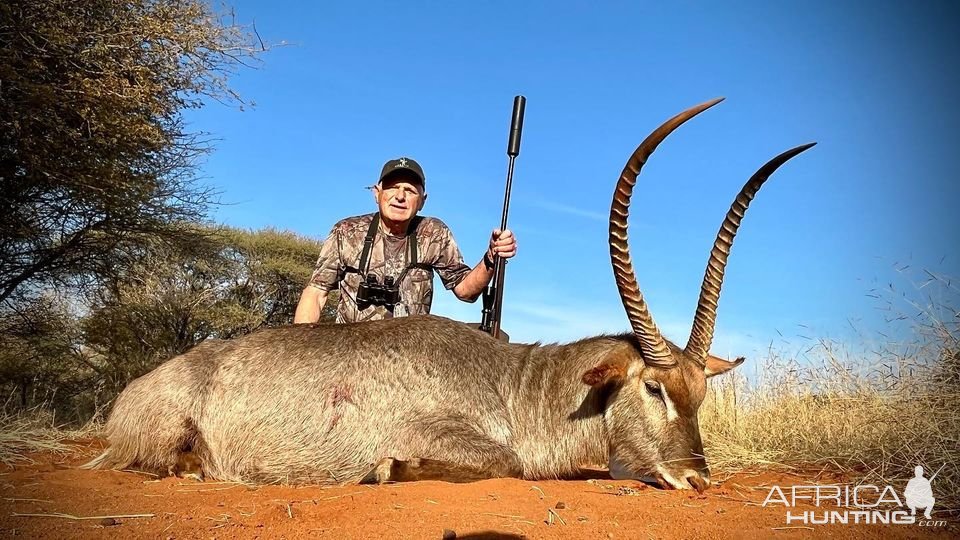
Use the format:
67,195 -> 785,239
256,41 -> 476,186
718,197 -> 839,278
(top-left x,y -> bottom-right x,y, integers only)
546,507 -> 566,525
714,494 -> 762,506
320,491 -> 366,501
175,486 -> 241,493
123,469 -> 159,477
12,512 -> 154,520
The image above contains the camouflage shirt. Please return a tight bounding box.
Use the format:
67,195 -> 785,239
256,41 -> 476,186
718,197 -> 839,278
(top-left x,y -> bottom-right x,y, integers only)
308,213 -> 473,323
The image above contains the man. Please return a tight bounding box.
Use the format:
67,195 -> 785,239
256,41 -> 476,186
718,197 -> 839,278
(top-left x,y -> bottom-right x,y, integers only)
904,465 -> 936,520
294,157 -> 517,324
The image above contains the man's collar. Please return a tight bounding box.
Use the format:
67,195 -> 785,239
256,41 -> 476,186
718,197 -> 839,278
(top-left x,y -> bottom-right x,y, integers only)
377,214 -> 411,237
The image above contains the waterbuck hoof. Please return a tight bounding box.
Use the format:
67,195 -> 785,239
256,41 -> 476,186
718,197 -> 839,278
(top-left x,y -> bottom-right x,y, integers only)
361,457 -> 399,484
169,451 -> 204,481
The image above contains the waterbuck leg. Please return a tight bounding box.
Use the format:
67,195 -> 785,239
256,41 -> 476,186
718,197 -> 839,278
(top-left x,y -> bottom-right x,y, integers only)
360,417 -> 522,484
361,456 -> 521,484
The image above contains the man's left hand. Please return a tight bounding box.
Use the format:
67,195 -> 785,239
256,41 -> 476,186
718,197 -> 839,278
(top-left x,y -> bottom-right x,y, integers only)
488,228 -> 517,260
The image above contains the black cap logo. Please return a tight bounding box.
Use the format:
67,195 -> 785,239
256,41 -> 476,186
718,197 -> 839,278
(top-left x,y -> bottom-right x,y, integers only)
379,157 -> 425,186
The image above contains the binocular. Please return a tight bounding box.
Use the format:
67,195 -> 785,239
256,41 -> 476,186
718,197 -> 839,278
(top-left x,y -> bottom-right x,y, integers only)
356,274 -> 400,311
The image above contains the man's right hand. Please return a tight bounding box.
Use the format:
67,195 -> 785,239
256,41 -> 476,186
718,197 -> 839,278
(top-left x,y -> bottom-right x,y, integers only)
294,286 -> 328,324
488,228 -> 517,261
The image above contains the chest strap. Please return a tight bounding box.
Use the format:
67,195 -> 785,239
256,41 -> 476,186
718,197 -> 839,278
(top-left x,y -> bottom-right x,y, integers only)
356,213 -> 381,276
349,213 -> 422,279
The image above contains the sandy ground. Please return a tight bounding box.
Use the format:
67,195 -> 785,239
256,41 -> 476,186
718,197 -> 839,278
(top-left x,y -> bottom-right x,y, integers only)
0,440 -> 955,539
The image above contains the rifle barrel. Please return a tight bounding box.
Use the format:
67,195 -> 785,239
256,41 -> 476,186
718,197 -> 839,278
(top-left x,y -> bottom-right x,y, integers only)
929,463 -> 946,482
490,96 -> 525,339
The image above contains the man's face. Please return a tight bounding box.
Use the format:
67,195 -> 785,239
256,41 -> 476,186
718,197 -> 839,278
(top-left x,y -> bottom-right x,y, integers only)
374,174 -> 426,224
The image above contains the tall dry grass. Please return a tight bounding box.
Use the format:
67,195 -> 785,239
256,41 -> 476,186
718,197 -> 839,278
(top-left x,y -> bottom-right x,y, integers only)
701,271 -> 959,510
0,400 -> 101,467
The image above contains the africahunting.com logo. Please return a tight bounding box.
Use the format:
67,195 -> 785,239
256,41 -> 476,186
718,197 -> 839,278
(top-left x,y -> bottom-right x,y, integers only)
762,465 -> 947,527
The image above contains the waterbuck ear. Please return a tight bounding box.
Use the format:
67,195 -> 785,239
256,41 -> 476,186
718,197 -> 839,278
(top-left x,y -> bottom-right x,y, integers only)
581,363 -> 626,386
581,353 -> 631,387
704,355 -> 745,378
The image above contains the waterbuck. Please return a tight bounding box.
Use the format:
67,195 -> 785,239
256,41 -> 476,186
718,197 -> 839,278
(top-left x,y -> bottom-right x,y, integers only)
85,98 -> 814,491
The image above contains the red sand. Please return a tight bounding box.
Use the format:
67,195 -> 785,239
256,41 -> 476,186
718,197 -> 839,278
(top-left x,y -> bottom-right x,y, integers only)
0,440 -> 954,539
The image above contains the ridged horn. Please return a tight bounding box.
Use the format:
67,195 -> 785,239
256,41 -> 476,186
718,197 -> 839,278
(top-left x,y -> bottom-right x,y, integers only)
609,98 -> 724,368
685,142 -> 817,364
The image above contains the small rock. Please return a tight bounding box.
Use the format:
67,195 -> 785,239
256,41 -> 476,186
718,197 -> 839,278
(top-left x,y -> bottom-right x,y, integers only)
717,508 -> 726,514
555,501 -> 566,509
442,529 -> 457,540
99,518 -> 118,527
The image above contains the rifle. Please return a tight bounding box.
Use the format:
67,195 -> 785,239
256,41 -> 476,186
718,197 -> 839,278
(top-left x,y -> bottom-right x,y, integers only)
479,95 -> 526,340
929,463 -> 946,483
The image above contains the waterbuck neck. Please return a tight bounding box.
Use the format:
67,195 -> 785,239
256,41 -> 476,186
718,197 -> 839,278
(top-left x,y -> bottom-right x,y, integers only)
503,338 -> 620,477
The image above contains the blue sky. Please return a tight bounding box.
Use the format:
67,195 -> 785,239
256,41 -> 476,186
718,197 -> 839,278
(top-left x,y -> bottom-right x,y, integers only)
187,1 -> 959,360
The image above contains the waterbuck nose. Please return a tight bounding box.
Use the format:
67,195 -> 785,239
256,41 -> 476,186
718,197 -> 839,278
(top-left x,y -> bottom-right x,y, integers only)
684,470 -> 711,493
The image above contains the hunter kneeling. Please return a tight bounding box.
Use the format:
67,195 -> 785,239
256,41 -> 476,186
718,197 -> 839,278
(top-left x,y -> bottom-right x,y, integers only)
294,157 -> 517,324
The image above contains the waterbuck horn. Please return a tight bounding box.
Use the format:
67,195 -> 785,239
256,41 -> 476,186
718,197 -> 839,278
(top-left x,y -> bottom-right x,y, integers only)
609,98 -> 724,368
685,142 -> 818,364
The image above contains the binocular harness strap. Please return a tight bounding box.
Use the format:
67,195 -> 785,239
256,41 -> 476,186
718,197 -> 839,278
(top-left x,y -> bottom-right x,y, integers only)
394,216 -> 422,284
357,213 -> 381,276
352,212 -> 423,282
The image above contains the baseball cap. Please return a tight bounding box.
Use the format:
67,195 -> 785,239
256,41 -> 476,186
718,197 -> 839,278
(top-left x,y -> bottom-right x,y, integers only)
379,157 -> 425,186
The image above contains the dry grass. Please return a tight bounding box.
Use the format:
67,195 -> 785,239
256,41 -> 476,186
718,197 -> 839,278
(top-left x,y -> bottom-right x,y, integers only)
702,271 -> 960,509
0,403 -> 99,467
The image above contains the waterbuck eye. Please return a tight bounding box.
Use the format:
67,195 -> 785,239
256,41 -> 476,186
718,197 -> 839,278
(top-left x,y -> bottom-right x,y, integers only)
644,380 -> 662,397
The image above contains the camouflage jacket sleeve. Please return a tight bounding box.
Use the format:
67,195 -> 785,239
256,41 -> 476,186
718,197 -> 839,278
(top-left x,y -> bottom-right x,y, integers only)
431,219 -> 472,290
308,223 -> 345,291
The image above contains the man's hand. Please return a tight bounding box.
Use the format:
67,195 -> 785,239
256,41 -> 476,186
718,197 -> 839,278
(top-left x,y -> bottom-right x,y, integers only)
453,229 -> 518,302
487,228 -> 517,261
